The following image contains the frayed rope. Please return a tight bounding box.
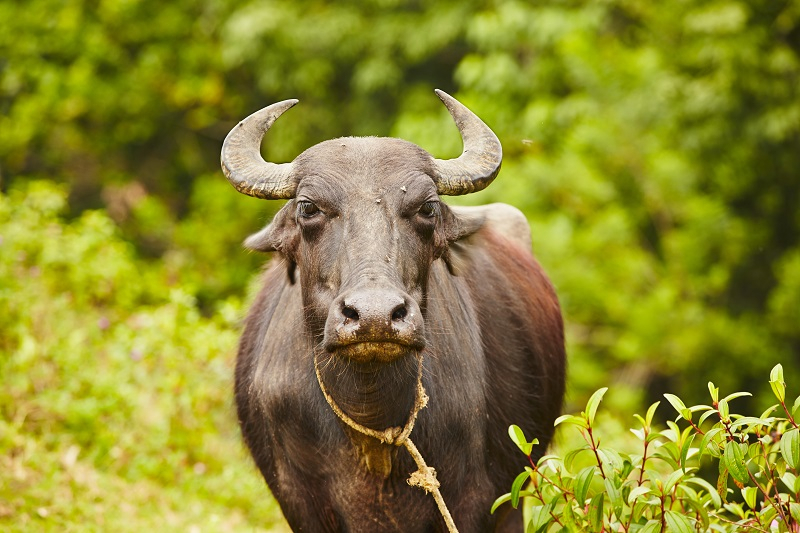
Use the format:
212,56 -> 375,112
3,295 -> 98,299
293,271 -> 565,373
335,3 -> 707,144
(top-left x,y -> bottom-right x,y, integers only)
314,354 -> 458,533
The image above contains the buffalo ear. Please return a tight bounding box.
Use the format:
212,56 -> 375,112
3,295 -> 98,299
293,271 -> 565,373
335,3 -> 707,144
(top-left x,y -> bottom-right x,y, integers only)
244,204 -> 299,283
244,203 -> 298,253
243,224 -> 278,252
443,205 -> 486,243
440,205 -> 486,276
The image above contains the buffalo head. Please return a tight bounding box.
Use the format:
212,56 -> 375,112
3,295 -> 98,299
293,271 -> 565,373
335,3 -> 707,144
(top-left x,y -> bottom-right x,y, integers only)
220,91 -> 502,366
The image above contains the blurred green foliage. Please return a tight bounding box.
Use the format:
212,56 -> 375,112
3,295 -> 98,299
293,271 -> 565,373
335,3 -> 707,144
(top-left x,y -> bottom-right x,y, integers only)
2,0 -> 800,528
446,0 -> 800,414
0,182 -> 287,530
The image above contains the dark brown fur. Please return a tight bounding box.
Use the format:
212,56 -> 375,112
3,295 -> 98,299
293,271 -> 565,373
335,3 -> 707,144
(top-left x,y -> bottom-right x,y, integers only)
234,137 -> 565,532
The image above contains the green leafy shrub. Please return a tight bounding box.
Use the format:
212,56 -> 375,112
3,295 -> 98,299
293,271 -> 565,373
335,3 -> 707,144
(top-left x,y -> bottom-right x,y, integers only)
0,181 -> 286,531
495,364 -> 800,532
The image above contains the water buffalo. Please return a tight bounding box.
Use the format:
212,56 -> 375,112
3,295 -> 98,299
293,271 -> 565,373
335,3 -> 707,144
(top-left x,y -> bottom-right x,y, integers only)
221,90 -> 566,532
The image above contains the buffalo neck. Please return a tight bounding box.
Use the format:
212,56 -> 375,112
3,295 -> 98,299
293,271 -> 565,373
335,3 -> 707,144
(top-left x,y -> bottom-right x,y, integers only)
315,351 -> 420,433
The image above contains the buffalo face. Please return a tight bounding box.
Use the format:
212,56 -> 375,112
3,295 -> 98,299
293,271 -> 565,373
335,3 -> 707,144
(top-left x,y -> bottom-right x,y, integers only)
221,90 -> 501,367
252,139 -> 445,363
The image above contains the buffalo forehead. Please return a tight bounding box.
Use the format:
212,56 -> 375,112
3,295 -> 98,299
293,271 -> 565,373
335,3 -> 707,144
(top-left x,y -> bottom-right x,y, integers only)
292,137 -> 436,191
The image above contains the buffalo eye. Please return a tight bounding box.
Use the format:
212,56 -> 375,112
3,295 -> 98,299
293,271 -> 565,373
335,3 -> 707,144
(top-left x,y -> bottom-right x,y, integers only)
418,201 -> 439,218
297,200 -> 320,219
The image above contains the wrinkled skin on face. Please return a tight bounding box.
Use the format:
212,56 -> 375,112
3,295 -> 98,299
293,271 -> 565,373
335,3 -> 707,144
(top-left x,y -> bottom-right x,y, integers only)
245,137 -> 481,367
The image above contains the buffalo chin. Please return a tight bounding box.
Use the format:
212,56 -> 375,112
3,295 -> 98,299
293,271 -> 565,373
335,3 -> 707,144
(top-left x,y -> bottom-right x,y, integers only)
334,341 -> 414,363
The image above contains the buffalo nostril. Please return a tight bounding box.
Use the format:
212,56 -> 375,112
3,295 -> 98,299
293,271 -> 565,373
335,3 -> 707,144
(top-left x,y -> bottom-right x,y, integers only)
391,305 -> 408,322
342,305 -> 359,321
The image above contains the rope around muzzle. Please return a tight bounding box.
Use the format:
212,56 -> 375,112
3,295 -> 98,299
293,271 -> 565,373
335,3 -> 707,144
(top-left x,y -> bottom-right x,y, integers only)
313,353 -> 459,533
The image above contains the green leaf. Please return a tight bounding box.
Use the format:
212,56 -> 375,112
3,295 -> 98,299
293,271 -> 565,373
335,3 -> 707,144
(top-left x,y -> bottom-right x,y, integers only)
536,454 -> 561,465
604,477 -> 623,520
708,382 -> 719,403
680,496 -> 710,531
619,454 -> 635,478
587,493 -> 604,533
718,399 -> 729,420
679,433 -> 695,469
663,468 -> 688,493
638,520 -> 662,533
562,500 -> 578,530
652,443 -> 681,470
597,447 -> 624,474
677,482 -> 698,501
646,431 -> 663,444
790,503 -> 800,524
635,402 -> 661,431
527,505 -> 553,533
781,428 -> 800,469
586,387 -> 608,426
686,476 -> 722,508
508,424 -> 534,456
723,502 -> 746,520
510,470 -> 529,508
554,414 -> 589,429
665,421 -> 681,442
656,439 -> 681,460
770,364 -> 785,402
771,379 -> 786,403
663,393 -> 687,417
730,416 -> 773,429
574,465 -> 596,505
490,493 -> 511,514
741,486 -> 758,509
760,404 -> 780,419
698,409 -> 719,426
721,391 -> 752,403
564,444 -> 592,470
699,428 -> 724,458
645,401 -> 660,427
627,485 -> 652,504
664,509 -> 694,533
758,504 -> 778,527
781,472 -> 798,493
717,468 -> 730,504
770,364 -> 784,383
724,441 -> 749,484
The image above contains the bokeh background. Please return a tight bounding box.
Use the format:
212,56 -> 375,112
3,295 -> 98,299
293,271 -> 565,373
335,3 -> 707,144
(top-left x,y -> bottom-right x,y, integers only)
2,0 -> 799,530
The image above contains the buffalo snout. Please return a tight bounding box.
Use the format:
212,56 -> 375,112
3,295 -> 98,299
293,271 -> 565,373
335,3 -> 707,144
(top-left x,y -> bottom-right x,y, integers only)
324,288 -> 425,362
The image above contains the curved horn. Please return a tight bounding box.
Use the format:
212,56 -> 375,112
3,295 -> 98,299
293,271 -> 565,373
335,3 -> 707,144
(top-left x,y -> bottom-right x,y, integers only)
220,99 -> 299,199
432,89 -> 503,196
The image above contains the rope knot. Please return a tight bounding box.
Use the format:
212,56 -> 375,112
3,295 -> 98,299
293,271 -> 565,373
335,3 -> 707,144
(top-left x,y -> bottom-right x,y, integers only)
379,426 -> 404,445
408,466 -> 440,493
